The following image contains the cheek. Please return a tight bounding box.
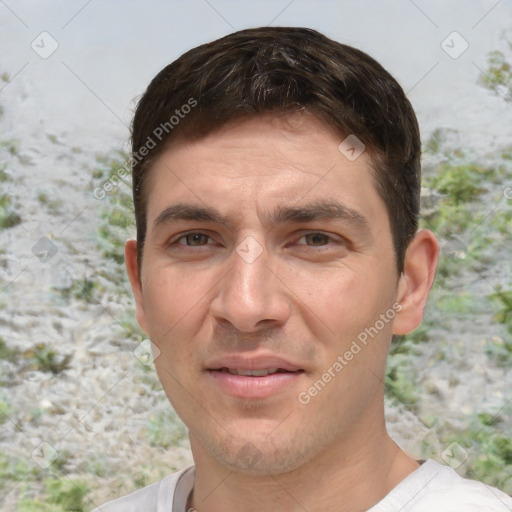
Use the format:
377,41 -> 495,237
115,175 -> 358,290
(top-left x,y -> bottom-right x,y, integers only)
296,264 -> 397,347
294,266 -> 373,319
141,268 -> 208,343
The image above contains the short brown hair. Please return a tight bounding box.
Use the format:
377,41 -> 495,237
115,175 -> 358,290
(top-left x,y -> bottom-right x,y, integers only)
131,26 -> 421,272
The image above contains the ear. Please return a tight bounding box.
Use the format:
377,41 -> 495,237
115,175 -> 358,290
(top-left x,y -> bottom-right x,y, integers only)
125,239 -> 149,334
393,229 -> 439,335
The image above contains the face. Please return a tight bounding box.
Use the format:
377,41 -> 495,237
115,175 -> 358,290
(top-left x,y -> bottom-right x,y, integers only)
126,113 -> 417,474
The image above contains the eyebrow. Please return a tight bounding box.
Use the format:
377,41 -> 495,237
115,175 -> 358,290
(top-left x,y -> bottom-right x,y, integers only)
152,200 -> 371,235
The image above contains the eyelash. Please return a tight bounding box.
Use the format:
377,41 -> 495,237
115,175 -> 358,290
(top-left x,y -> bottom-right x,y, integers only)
173,232 -> 212,247
169,231 -> 342,249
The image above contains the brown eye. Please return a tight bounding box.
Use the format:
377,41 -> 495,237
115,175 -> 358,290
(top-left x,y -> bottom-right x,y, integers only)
181,233 -> 209,246
303,233 -> 330,246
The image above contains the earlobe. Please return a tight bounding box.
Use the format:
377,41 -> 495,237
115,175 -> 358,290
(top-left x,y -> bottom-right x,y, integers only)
125,239 -> 149,334
393,229 -> 439,335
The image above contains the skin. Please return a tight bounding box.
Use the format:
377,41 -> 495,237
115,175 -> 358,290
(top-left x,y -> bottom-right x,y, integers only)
125,112 -> 439,512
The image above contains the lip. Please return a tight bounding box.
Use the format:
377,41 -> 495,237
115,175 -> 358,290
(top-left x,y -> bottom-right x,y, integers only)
206,354 -> 304,372
205,354 -> 305,399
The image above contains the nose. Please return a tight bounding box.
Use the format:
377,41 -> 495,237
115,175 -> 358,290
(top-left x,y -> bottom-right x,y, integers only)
209,238 -> 291,333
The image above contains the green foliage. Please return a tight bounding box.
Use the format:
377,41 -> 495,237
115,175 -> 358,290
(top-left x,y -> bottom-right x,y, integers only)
502,146 -> 512,161
485,337 -> 512,366
18,477 -> 88,512
436,291 -> 478,316
37,191 -> 63,215
118,309 -> 145,342
0,163 -> 10,182
423,128 -> 444,155
416,139 -> 512,490
422,201 -> 472,236
490,206 -> 512,236
420,154 -> 502,283
424,162 -> 489,206
0,190 -> 22,229
423,128 -> 464,157
71,278 -> 100,302
18,502 -> 58,512
134,361 -> 163,391
489,288 -> 512,334
385,354 -> 418,412
0,452 -> 88,511
23,343 -> 72,374
84,454 -> 108,478
0,335 -> 20,362
0,394 -> 12,424
451,414 -> 512,494
93,151 -> 135,270
388,144 -> 511,479
145,409 -> 187,449
56,277 -> 103,304
478,46 -> 512,101
94,150 -> 132,185
46,477 -> 88,511
478,412 -> 502,427
132,470 -> 149,489
0,138 -> 18,155
0,157 -> 22,229
97,201 -> 134,266
390,326 -> 429,356
0,452 -> 32,488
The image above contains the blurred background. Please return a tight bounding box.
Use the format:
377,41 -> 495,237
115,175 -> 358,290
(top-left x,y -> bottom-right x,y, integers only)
1,1 -> 511,510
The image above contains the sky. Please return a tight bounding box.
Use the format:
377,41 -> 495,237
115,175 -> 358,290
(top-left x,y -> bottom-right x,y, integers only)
1,0 -> 511,156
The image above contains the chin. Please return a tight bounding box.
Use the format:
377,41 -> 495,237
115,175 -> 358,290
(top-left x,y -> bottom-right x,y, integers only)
199,427 -> 314,476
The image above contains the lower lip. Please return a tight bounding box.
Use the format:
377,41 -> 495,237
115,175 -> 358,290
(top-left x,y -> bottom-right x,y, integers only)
208,370 -> 304,399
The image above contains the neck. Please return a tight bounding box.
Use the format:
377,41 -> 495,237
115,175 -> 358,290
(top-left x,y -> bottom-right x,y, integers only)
187,414 -> 419,512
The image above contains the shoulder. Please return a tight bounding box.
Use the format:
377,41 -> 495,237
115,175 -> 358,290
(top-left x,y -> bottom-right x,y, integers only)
412,463 -> 512,511
90,466 -> 193,512
372,460 -> 512,512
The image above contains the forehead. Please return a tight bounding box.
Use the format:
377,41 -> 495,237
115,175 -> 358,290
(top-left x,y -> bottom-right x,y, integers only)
144,112 -> 387,228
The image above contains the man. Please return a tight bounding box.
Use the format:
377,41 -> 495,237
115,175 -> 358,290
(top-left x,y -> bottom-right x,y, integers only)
94,27 -> 512,511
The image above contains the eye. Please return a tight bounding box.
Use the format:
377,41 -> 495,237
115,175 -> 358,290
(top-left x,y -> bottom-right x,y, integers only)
174,232 -> 211,246
296,232 -> 334,246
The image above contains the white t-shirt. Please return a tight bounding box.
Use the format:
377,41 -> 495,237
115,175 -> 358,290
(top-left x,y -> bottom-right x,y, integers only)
92,459 -> 512,511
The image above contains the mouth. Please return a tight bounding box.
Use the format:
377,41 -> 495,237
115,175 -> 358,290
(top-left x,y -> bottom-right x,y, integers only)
206,358 -> 305,399
214,367 -> 304,377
